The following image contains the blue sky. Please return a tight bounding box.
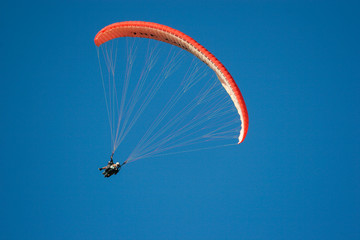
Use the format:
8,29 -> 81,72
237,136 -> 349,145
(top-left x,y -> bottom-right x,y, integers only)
1,0 -> 359,239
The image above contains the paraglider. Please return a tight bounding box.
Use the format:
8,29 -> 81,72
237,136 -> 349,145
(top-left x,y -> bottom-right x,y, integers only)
98,154 -> 124,178
94,21 -> 249,169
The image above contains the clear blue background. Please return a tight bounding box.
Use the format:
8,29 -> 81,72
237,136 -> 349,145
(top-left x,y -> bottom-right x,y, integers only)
1,0 -> 359,239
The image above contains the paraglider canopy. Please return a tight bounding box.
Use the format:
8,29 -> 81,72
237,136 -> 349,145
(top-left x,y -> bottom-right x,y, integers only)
94,21 -> 248,143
